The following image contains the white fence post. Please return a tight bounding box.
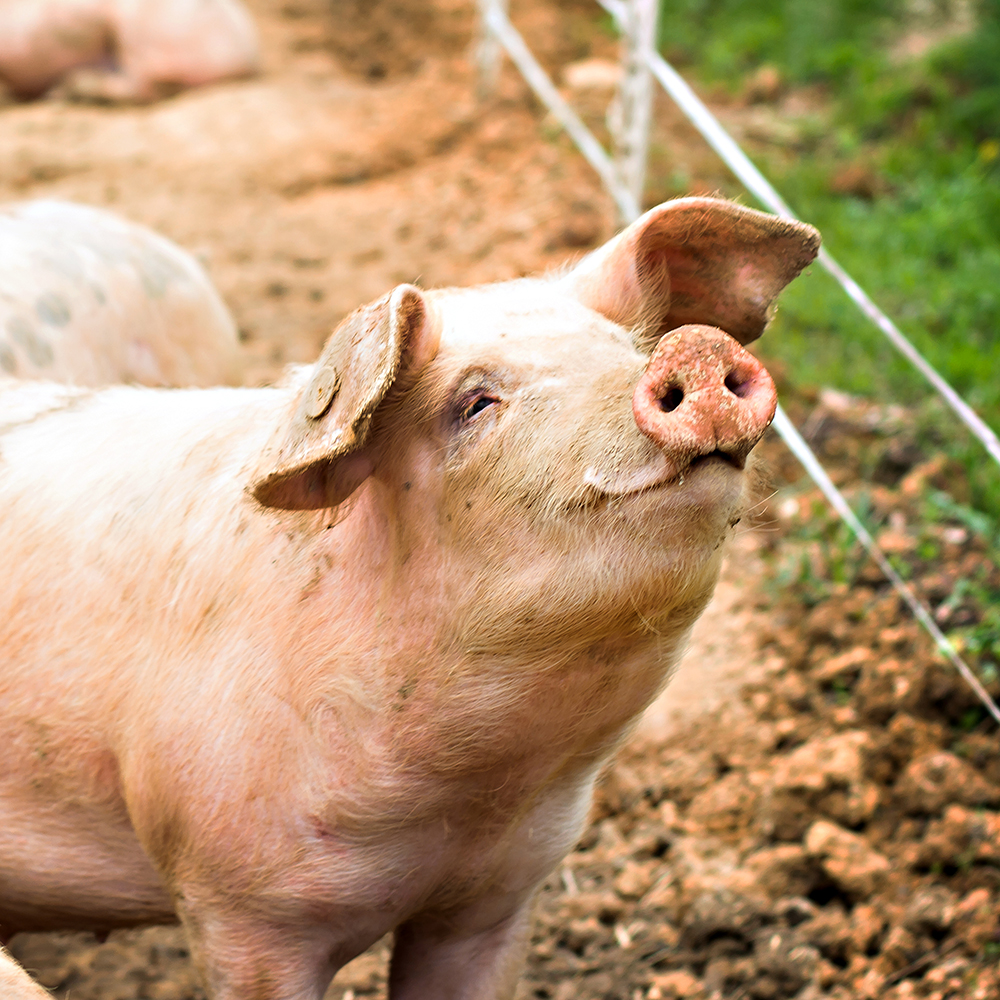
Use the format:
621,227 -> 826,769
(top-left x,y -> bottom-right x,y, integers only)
609,0 -> 659,223
475,0 -> 510,99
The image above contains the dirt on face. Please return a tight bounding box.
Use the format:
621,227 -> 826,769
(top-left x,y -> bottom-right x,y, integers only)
3,2 -> 998,999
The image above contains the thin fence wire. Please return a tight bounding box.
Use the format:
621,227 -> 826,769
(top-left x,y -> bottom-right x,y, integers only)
643,48 -> 1000,469
476,0 -> 1000,726
482,5 -> 639,221
775,406 -> 1000,726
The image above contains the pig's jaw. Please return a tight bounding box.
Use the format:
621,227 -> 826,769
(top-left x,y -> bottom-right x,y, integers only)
581,449 -> 744,496
583,455 -> 674,495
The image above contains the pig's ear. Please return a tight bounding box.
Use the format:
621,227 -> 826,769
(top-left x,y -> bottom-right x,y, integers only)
250,284 -> 438,510
561,197 -> 821,346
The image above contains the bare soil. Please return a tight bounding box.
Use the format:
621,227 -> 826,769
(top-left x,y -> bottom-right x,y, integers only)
4,2 -> 998,999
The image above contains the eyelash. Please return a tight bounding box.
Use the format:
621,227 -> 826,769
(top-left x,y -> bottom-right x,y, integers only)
458,392 -> 499,424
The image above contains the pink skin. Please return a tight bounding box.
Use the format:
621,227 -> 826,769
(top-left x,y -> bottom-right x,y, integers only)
0,199 -> 243,387
1,947 -> 50,1000
0,198 -> 819,1000
631,324 -> 778,485
0,0 -> 259,103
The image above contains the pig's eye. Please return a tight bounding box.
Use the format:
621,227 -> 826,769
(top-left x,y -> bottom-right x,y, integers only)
458,392 -> 499,424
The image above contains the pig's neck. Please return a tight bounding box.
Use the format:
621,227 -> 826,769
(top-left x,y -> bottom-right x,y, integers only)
283,512 -> 714,828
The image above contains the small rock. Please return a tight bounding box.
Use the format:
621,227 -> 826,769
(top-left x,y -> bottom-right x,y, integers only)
770,731 -> 871,793
953,888 -> 1000,953
872,924 -> 922,974
753,927 -> 821,992
647,968 -> 704,998
884,714 -> 949,768
956,887 -> 992,917
820,779 -> 882,827
856,658 -> 923,722
559,916 -> 604,953
658,800 -> 683,830
558,890 -> 624,922
681,887 -> 771,946
895,751 -> 1000,814
814,646 -> 873,684
797,903 -> 852,962
794,985 -> 833,1000
903,886 -> 957,934
804,820 -> 891,898
744,844 -> 819,899
915,805 -> 1000,867
686,770 -> 760,833
614,860 -> 658,901
924,956 -> 971,985
848,903 -> 885,956
855,967 -> 887,999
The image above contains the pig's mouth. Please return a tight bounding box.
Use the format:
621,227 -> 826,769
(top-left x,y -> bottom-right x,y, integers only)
583,448 -> 744,499
689,449 -> 747,472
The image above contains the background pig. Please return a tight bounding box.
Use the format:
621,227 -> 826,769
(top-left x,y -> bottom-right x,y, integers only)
0,198 -> 819,999
0,199 -> 243,387
0,0 -> 259,103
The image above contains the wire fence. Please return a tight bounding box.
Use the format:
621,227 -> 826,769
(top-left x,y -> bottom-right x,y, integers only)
475,0 -> 1000,726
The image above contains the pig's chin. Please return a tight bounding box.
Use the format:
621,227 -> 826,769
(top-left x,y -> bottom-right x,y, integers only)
582,450 -> 743,499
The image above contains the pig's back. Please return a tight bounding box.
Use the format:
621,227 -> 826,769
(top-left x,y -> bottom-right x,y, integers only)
0,381 -> 295,682
0,380 -> 283,551
0,380 -> 296,931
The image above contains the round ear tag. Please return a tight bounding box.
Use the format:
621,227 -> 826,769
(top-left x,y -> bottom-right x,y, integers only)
304,365 -> 340,420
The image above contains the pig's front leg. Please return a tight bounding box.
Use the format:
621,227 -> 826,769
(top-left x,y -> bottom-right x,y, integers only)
1,946 -> 52,1000
389,895 -> 536,1000
174,901 -> 346,1000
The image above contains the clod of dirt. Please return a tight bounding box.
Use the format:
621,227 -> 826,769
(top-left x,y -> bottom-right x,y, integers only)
895,751 -> 1000,814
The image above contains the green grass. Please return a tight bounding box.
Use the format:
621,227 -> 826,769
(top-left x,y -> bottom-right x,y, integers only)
656,0 -> 1000,518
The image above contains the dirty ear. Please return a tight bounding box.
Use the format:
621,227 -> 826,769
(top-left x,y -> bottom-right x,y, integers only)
562,197 -> 821,346
251,284 -> 437,510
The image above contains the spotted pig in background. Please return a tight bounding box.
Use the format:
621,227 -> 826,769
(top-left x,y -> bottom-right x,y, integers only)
0,200 -> 242,387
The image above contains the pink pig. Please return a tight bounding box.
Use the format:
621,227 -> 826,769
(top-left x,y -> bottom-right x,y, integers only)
0,199 -> 243,387
0,198 -> 819,1000
0,0 -> 259,103
1,946 -> 49,1000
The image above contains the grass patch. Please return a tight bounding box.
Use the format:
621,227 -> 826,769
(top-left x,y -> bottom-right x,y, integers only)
658,0 -> 1000,518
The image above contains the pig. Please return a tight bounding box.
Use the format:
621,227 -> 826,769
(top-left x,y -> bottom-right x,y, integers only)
0,199 -> 243,387
1,946 -> 51,1000
0,197 -> 820,1000
0,0 -> 259,103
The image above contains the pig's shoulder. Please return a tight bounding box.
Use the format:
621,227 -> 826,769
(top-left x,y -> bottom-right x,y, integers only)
0,378 -> 94,433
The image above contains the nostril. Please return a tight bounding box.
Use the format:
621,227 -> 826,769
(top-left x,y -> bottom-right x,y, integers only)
658,385 -> 684,412
724,366 -> 754,399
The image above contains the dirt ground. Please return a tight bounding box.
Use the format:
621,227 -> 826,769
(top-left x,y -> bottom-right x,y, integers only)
4,1 -> 999,998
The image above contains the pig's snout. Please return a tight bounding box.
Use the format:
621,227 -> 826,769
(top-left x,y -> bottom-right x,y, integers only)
632,324 -> 777,479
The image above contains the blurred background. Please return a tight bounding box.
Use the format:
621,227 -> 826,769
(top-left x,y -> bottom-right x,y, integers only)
3,1 -> 999,998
